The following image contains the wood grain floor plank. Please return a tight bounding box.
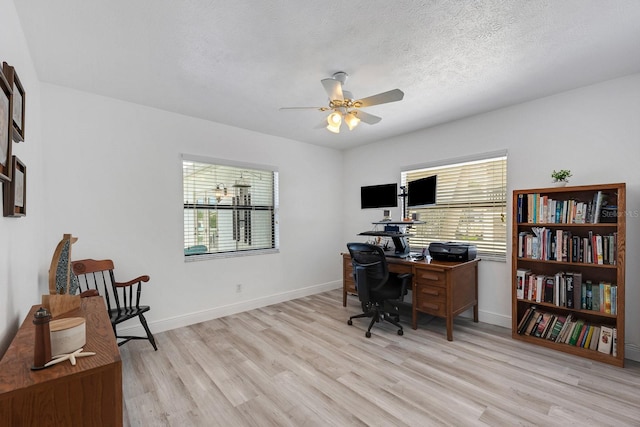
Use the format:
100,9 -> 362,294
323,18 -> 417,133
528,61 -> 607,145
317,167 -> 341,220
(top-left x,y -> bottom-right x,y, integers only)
120,289 -> 640,426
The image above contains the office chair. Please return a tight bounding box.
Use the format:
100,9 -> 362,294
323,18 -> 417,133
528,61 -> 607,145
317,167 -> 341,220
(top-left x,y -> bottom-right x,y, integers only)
346,242 -> 412,337
71,259 -> 158,350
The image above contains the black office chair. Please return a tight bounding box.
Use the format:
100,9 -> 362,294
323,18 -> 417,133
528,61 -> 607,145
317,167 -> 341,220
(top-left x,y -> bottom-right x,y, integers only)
346,242 -> 412,337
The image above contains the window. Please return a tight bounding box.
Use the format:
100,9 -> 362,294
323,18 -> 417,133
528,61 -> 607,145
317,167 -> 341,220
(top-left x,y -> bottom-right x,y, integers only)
401,152 -> 507,261
182,155 -> 279,260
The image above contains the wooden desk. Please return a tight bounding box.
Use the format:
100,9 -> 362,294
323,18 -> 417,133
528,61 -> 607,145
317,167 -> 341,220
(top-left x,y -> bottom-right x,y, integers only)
342,254 -> 480,341
0,296 -> 122,426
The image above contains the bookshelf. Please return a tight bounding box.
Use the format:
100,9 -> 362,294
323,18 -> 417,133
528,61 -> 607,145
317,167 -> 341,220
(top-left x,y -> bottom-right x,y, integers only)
512,183 -> 625,367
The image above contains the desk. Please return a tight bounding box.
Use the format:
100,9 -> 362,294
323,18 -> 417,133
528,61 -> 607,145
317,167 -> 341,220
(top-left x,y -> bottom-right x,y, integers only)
342,254 -> 479,341
0,296 -> 122,426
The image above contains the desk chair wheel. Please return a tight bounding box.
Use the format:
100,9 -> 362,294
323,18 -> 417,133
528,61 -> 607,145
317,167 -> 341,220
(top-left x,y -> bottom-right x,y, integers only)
397,329 -> 403,336
365,331 -> 371,338
347,319 -> 353,325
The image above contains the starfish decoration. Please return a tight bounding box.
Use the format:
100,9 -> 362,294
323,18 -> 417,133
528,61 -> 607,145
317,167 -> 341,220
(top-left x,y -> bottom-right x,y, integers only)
44,348 -> 96,367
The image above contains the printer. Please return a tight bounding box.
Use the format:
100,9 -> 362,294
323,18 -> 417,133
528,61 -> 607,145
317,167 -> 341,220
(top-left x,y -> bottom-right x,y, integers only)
428,242 -> 477,262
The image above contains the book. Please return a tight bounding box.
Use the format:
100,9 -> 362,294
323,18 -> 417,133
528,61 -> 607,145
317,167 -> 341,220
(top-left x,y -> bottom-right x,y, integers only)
517,307 -> 536,334
595,234 -> 604,264
555,314 -> 573,343
534,312 -> 553,337
589,326 -> 601,350
592,282 -> 600,312
543,276 -> 555,303
597,326 -> 613,354
612,328 -> 618,357
541,315 -> 556,339
611,285 -> 617,315
603,283 -> 612,313
584,325 -> 595,349
575,323 -> 588,347
565,273 -> 574,309
547,315 -> 566,341
535,275 -> 544,303
585,281 -> 593,310
562,321 -> 577,344
572,272 -> 582,309
526,312 -> 543,336
568,319 -> 585,345
516,269 -> 530,300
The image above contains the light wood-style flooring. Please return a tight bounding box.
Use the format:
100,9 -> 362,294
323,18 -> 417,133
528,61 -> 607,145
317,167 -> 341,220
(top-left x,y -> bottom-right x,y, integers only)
120,289 -> 640,426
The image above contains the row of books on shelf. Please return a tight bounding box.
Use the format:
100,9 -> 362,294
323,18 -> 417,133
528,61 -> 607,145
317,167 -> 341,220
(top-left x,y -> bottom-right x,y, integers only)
516,191 -> 615,224
517,228 -> 617,265
517,308 -> 617,355
516,269 -> 617,314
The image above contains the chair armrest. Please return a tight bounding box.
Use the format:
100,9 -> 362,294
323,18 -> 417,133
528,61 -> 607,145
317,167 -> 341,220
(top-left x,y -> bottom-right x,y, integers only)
114,275 -> 150,288
396,273 -> 413,302
79,289 -> 99,298
353,265 -> 371,302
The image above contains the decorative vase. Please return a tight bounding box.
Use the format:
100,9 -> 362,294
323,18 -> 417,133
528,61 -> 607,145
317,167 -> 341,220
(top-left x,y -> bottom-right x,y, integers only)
552,180 -> 568,187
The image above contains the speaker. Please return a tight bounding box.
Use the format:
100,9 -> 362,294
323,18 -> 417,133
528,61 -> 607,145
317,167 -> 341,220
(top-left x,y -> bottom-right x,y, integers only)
411,212 -> 419,221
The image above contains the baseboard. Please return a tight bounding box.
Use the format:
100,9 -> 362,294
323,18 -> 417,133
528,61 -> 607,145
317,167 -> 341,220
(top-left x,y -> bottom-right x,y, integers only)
624,343 -> 640,363
456,308 -> 511,330
117,280 -> 342,337
478,310 -> 512,329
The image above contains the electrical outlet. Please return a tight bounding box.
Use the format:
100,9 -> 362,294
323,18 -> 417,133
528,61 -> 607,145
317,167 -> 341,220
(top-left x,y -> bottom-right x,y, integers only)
236,283 -> 242,293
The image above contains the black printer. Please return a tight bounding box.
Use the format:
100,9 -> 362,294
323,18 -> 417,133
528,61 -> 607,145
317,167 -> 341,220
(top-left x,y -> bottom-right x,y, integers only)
428,242 -> 477,262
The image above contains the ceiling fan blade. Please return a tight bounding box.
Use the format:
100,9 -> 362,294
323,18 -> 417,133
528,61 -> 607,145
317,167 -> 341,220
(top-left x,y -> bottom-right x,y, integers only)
279,106 -> 330,111
321,78 -> 344,101
314,118 -> 328,129
357,89 -> 404,108
353,110 -> 382,125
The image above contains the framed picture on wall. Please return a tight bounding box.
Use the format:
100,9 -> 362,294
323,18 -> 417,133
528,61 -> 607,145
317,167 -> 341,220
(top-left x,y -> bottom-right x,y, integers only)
2,62 -> 25,142
3,156 -> 26,217
0,70 -> 12,182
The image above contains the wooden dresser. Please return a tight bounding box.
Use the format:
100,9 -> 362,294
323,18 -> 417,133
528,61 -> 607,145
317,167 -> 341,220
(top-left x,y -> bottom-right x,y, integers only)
342,253 -> 479,341
0,296 -> 122,426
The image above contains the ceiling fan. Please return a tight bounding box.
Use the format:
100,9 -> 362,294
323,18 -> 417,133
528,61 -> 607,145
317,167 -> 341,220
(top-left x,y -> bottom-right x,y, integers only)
280,72 -> 404,133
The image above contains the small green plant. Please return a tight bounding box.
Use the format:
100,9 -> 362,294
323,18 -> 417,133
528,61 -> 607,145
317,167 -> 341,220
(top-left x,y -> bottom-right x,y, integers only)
551,169 -> 572,182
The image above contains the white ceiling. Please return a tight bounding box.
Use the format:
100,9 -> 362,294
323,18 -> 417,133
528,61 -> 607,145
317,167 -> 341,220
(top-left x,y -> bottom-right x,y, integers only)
12,0 -> 640,150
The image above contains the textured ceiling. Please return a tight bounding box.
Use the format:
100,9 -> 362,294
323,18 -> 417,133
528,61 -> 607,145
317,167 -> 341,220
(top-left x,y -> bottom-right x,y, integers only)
12,0 -> 640,150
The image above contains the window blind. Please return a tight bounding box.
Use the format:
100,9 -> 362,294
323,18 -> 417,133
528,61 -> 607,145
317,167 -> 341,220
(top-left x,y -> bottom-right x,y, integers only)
183,158 -> 279,259
402,154 -> 507,261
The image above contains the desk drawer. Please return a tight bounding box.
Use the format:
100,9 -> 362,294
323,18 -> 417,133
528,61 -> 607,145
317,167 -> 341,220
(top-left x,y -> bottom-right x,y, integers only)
414,269 -> 446,288
416,285 -> 446,316
388,263 -> 413,275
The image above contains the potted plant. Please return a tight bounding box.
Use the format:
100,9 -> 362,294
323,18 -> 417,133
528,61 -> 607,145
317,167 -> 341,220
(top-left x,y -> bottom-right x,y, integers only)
551,169 -> 572,186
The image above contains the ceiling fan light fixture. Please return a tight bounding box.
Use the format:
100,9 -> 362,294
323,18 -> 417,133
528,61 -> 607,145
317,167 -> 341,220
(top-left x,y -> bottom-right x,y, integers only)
326,122 -> 341,133
327,111 -> 342,126
345,112 -> 360,130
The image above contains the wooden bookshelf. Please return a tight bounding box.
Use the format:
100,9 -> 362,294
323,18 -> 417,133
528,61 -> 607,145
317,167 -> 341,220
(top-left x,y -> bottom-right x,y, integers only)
512,183 -> 625,367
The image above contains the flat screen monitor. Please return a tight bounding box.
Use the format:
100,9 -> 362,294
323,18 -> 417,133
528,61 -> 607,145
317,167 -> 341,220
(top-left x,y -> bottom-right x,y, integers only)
407,175 -> 437,207
360,183 -> 398,209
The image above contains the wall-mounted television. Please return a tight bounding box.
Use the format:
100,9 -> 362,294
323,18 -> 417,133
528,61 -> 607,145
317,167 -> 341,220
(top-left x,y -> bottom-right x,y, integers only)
407,175 -> 437,207
360,183 -> 398,209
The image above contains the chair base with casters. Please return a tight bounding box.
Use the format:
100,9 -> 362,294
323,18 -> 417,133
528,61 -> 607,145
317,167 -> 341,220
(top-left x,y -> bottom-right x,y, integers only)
346,242 -> 412,338
348,298 -> 406,337
72,259 -> 158,351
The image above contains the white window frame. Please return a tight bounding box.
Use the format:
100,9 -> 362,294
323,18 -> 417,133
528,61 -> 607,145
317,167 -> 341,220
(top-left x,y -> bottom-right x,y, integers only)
182,154 -> 279,261
401,150 -> 507,262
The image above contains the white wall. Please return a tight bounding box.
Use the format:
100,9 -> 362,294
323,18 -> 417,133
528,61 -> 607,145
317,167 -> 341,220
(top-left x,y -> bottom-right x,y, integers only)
3,0 -> 639,363
38,83 -> 344,335
0,0 -> 44,355
343,73 -> 640,361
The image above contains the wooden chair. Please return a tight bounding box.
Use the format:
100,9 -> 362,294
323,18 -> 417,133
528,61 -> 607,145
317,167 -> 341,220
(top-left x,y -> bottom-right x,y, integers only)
71,259 -> 158,351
